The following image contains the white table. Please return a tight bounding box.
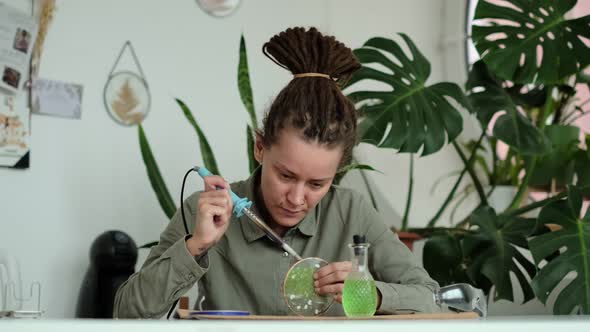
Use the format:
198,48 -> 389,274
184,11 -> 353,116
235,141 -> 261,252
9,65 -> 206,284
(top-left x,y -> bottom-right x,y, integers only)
2,316 -> 590,332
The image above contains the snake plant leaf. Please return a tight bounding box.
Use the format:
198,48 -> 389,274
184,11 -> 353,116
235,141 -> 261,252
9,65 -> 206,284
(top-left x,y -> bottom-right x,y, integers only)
139,241 -> 159,249
466,60 -> 547,155
463,206 -> 537,302
529,186 -> 590,314
246,125 -> 259,174
333,163 -> 379,185
528,125 -> 580,187
336,163 -> 380,175
175,98 -> 220,176
472,0 -> 590,84
138,124 -> 176,219
238,34 -> 258,130
423,232 -> 470,287
346,34 -> 470,156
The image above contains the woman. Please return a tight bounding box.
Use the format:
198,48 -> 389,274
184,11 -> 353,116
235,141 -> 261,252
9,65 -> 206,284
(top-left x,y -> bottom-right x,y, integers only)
114,27 -> 441,318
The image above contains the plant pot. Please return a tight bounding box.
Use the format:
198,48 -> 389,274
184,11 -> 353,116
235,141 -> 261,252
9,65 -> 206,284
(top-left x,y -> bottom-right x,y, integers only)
396,231 -> 422,251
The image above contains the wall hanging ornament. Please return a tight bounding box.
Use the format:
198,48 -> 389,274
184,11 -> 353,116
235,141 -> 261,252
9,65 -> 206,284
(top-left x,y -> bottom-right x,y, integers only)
103,41 -> 150,126
196,0 -> 241,18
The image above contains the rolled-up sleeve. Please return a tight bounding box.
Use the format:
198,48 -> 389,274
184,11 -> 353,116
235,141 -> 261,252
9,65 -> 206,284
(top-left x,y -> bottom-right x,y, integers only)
113,193 -> 208,318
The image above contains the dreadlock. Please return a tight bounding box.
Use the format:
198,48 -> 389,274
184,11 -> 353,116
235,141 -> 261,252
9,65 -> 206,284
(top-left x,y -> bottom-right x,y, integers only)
259,27 -> 360,168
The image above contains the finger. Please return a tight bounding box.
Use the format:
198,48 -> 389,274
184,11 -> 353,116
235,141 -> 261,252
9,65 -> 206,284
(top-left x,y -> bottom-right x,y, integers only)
200,195 -> 231,209
315,282 -> 344,296
314,261 -> 352,280
314,270 -> 350,288
335,294 -> 342,304
203,175 -> 230,192
201,193 -> 233,222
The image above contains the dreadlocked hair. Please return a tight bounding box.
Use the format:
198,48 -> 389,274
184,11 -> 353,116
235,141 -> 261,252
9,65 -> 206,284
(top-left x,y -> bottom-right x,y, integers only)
260,27 -> 361,168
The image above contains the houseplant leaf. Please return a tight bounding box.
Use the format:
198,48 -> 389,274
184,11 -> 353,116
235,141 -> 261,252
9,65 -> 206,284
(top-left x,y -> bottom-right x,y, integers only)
238,34 -> 258,130
463,206 -> 537,302
466,60 -> 547,155
529,185 -> 590,314
246,125 -> 258,174
346,34 -> 470,156
423,232 -> 470,287
528,124 -> 580,188
138,124 -> 176,219
175,98 -> 220,175
472,0 -> 590,84
333,163 -> 379,185
574,139 -> 590,197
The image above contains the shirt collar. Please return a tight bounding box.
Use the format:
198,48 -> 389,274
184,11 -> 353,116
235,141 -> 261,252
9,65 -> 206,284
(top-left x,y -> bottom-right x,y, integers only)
237,168 -> 318,243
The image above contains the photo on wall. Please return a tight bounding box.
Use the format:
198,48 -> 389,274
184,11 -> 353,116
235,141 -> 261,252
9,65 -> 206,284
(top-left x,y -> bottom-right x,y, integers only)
0,94 -> 30,168
0,4 -> 38,94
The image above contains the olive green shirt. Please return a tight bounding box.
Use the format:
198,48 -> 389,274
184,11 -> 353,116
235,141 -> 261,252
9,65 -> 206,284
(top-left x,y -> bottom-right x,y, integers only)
114,171 -> 441,318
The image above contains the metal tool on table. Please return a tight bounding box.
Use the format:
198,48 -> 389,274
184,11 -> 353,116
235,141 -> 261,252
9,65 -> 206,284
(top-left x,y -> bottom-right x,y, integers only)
434,283 -> 487,317
195,166 -> 333,316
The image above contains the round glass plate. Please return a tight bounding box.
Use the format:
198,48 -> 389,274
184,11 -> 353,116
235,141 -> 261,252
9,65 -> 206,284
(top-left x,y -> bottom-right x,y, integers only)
283,257 -> 334,316
103,71 -> 150,126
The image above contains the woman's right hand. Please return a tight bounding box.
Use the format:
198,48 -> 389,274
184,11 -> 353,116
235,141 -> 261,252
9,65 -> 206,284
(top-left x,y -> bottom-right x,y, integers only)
186,175 -> 233,256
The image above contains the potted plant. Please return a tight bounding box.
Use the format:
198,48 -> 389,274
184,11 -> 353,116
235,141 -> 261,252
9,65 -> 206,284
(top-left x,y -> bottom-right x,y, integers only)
345,0 -> 590,314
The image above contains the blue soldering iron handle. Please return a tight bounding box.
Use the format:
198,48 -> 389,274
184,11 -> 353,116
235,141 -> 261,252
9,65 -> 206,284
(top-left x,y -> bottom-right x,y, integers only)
194,166 -> 252,217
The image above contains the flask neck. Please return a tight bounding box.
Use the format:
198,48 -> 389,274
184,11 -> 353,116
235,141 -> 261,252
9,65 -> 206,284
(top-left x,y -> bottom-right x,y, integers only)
349,244 -> 370,273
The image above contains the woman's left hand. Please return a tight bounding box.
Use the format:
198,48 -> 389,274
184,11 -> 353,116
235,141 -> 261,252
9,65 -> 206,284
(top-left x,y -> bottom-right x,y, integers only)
313,261 -> 352,303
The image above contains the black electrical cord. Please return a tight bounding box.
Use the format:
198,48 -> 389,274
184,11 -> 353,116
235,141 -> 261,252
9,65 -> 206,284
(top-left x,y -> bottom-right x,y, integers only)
180,168 -> 194,235
166,167 -> 196,319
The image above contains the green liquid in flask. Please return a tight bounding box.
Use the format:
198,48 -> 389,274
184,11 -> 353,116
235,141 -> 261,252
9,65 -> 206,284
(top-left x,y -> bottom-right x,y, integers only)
342,278 -> 377,317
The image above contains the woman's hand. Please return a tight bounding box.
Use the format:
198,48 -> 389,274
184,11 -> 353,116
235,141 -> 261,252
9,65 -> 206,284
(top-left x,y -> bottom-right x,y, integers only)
186,175 -> 233,256
313,261 -> 352,303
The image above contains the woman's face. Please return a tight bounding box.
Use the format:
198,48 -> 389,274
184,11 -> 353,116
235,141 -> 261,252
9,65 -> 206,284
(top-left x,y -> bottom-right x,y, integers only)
254,127 -> 343,234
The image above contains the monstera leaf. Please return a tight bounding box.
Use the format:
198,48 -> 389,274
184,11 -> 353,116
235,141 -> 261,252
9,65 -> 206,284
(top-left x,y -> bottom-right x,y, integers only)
346,34 -> 471,156
463,206 -> 537,302
466,60 -> 547,155
472,0 -> 590,84
423,232 -> 471,287
575,138 -> 590,197
528,125 -> 580,187
529,186 -> 590,314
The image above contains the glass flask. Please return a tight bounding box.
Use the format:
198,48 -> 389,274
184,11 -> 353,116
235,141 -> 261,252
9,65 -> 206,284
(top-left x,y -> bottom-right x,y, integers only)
342,235 -> 377,317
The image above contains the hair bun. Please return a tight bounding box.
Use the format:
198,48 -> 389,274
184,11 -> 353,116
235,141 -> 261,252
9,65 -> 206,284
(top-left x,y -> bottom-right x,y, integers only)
262,27 -> 360,85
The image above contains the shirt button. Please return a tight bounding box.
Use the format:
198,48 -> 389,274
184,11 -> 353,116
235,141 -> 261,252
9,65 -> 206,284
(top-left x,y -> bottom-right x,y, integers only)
282,252 -> 289,257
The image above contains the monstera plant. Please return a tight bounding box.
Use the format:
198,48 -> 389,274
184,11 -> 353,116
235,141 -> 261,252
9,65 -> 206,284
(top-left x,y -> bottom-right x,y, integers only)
345,34 -> 483,231
439,0 -> 590,315
347,0 -> 590,314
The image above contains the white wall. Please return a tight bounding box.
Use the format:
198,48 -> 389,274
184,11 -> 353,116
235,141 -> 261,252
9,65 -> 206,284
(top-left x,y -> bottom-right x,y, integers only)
0,0 -> 473,318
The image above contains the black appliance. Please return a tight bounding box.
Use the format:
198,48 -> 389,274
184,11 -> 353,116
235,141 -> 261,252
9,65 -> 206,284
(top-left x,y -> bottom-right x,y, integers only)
75,230 -> 137,318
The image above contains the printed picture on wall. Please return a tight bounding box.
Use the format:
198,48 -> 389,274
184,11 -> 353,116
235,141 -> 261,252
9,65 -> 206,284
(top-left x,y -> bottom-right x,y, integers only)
2,66 -> 21,89
0,94 -> 30,168
12,28 -> 31,54
0,4 -> 38,94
